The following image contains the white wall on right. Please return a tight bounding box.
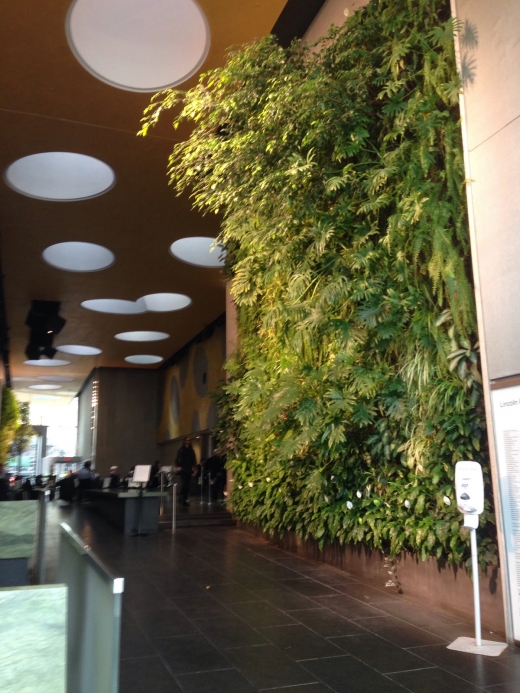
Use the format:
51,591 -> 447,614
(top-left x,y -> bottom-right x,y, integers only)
454,0 -> 520,380
304,0 -> 368,44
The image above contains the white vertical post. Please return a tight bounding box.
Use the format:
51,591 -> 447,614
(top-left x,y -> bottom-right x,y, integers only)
470,528 -> 482,646
171,483 -> 177,535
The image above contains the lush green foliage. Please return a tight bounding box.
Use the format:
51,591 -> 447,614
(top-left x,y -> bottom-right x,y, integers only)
0,387 -> 20,465
11,402 -> 34,471
141,0 -> 495,566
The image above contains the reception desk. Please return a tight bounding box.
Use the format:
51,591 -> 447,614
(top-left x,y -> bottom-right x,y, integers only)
86,489 -> 166,534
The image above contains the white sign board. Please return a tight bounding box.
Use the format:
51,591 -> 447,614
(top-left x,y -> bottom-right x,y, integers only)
490,384 -> 520,641
132,465 -> 151,484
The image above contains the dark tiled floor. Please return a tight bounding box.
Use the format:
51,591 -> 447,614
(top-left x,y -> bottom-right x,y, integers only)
42,503 -> 520,693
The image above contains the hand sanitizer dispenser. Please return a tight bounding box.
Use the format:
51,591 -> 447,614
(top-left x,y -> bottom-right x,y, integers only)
455,460 -> 484,520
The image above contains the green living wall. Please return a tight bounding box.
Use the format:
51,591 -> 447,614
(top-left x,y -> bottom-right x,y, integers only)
141,0 -> 496,566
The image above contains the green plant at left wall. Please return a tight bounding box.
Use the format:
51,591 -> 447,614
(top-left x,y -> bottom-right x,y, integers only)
0,387 -> 20,464
141,0 -> 495,567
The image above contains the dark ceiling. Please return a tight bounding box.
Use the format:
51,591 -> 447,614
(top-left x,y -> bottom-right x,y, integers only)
0,0 -> 323,400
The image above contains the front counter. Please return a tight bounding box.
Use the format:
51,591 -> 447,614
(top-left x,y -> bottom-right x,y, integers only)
86,489 -> 167,534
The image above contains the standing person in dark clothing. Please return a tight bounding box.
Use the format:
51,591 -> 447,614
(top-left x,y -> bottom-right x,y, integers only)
205,451 -> 224,501
175,438 -> 196,506
148,461 -> 160,489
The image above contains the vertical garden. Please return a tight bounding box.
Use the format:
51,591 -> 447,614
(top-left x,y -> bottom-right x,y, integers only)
141,0 -> 496,566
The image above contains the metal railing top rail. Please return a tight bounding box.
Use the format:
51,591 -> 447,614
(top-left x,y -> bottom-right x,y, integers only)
59,522 -> 124,594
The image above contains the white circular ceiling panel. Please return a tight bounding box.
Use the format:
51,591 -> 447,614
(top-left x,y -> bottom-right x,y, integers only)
24,359 -> 71,367
43,242 -> 115,272
125,355 -> 164,365
66,0 -> 210,92
57,345 -> 102,356
141,293 -> 191,312
29,384 -> 63,390
115,331 -> 169,342
38,376 -> 74,382
5,152 -> 115,201
170,237 -> 225,268
81,298 -> 145,314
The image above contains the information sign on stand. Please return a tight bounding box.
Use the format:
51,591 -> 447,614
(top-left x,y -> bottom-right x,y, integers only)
490,381 -> 520,644
133,465 -> 151,484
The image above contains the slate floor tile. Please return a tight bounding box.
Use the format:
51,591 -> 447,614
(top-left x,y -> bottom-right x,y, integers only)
303,653 -> 409,692
226,643 -> 317,689
133,607 -> 197,640
330,632 -> 432,673
256,586 -> 318,612
289,608 -> 367,638
389,666 -> 485,693
423,622 -> 500,644
202,583 -> 257,605
154,633 -> 230,674
175,668 -> 256,693
353,615 -> 447,648
274,556 -> 326,572
314,594 -> 387,619
173,594 -> 233,620
299,568 -> 358,587
259,685 -> 334,693
374,599 -> 461,628
259,623 -> 344,661
193,614 -> 267,649
119,655 -> 183,693
230,599 -> 297,627
408,644 -> 517,688
332,582 -> 401,604
280,578 -> 342,598
119,610 -> 156,660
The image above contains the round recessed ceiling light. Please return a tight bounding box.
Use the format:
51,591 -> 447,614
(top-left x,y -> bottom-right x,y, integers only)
140,293 -> 191,312
24,359 -> 71,367
81,298 -> 145,314
115,331 -> 169,342
29,384 -> 63,390
125,355 -> 164,365
170,237 -> 225,268
43,242 -> 115,272
57,344 -> 102,356
38,376 -> 74,382
66,0 -> 210,92
5,152 -> 115,201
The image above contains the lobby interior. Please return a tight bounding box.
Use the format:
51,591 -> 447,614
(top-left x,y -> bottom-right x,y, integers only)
2,0 -> 520,692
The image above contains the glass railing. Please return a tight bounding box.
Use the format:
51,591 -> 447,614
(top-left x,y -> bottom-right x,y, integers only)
58,523 -> 124,693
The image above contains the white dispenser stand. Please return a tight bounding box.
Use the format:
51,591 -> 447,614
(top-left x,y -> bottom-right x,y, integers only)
447,461 -> 508,656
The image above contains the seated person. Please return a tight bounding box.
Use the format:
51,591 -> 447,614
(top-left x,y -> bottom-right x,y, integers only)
76,461 -> 94,501
108,466 -> 120,489
56,470 -> 76,503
